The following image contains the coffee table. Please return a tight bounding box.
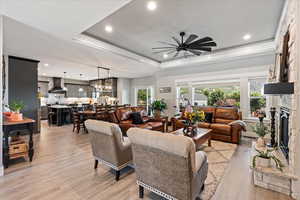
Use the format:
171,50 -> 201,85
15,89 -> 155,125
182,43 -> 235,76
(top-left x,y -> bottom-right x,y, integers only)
172,128 -> 212,148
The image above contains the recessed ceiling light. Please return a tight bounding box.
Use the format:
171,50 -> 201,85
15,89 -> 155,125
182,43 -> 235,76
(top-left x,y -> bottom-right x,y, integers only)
147,1 -> 157,11
42,73 -> 46,76
243,34 -> 251,41
163,54 -> 168,59
44,63 -> 49,67
105,25 -> 113,33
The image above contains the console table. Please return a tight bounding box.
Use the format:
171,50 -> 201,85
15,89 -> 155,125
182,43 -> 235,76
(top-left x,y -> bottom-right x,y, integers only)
3,118 -> 35,168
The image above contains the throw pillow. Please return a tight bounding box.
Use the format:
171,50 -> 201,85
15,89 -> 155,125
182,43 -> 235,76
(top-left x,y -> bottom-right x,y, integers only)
131,112 -> 144,124
205,112 -> 213,123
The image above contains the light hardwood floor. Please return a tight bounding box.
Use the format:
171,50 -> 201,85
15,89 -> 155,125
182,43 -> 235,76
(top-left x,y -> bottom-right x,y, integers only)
0,122 -> 293,200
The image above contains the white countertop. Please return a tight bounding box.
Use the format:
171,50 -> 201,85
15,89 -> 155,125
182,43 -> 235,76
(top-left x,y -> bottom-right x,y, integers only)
49,105 -> 71,109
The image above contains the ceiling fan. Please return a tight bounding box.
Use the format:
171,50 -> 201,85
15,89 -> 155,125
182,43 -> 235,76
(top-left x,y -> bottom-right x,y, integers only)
152,32 -> 217,58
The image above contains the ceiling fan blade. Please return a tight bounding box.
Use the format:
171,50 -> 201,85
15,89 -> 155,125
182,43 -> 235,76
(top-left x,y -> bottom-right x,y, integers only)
197,41 -> 217,47
173,51 -> 180,58
166,50 -> 177,55
187,46 -> 212,52
152,47 -> 176,50
184,34 -> 198,44
172,36 -> 181,45
158,41 -> 178,47
188,49 -> 202,56
188,37 -> 213,46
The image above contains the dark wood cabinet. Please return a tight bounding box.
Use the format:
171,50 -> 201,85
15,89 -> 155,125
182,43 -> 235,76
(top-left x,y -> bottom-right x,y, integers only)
8,56 -> 39,132
65,84 -> 93,98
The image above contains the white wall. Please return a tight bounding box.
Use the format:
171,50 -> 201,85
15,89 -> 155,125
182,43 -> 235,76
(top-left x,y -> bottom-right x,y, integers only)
0,15 -> 4,176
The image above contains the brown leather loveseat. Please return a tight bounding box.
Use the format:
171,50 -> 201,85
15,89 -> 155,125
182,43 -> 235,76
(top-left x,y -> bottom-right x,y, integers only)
109,106 -> 166,134
171,106 -> 243,144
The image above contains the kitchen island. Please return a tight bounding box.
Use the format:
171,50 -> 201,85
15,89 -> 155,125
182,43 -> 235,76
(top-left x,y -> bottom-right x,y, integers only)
49,105 -> 72,126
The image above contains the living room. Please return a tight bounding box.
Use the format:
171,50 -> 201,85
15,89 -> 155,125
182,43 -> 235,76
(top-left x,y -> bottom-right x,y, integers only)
0,0 -> 299,200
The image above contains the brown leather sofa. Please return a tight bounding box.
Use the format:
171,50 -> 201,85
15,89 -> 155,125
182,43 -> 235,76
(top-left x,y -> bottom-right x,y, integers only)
109,106 -> 166,134
171,106 -> 243,144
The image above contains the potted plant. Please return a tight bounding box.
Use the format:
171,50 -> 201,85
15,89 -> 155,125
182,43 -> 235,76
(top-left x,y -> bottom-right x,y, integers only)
252,148 -> 284,171
9,101 -> 25,121
151,99 -> 167,118
252,122 -> 269,148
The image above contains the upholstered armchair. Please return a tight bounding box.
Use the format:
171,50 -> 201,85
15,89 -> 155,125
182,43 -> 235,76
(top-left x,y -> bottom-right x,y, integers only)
85,120 -> 132,181
127,128 -> 208,200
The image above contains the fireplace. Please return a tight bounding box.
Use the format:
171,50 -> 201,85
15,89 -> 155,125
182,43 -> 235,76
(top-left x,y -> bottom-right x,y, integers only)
279,107 -> 290,161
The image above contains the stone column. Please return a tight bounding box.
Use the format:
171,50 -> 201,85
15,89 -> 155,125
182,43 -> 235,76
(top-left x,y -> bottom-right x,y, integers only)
0,15 -> 3,176
292,0 -> 300,198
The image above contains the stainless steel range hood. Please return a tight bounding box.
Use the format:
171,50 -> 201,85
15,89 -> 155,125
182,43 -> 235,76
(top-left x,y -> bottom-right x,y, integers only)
48,77 -> 66,94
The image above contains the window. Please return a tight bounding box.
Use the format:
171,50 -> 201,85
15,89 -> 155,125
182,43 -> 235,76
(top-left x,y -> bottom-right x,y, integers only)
249,78 -> 267,117
136,87 -> 153,114
193,85 -> 240,107
176,87 -> 189,112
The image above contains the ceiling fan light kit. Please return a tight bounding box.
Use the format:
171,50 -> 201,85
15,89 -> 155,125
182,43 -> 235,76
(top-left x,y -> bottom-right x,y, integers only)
153,32 -> 217,58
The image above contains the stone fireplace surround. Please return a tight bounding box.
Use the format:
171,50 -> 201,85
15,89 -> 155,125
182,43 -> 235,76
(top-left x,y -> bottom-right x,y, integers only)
261,0 -> 300,198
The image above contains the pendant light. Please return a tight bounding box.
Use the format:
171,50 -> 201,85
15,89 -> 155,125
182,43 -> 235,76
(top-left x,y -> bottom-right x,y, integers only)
78,74 -> 83,92
63,72 -> 68,91
95,66 -> 102,91
106,68 -> 112,90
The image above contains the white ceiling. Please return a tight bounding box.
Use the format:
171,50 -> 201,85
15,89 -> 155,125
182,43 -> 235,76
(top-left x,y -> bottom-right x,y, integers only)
1,0 -> 132,39
1,0 -> 285,80
84,0 -> 285,62
3,16 -> 160,80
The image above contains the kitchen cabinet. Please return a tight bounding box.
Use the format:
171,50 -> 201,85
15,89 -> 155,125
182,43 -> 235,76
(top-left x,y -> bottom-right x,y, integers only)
65,84 -> 93,98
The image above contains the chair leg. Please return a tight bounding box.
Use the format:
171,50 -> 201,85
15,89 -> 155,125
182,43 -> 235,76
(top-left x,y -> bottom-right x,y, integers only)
84,123 -> 88,133
94,160 -> 98,169
115,170 -> 120,181
139,185 -> 144,198
77,124 -> 80,134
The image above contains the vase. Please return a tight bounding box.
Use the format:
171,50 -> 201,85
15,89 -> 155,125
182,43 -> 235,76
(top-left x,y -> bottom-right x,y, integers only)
153,110 -> 161,119
10,112 -> 23,121
256,157 -> 270,168
183,121 -> 197,137
256,137 -> 266,148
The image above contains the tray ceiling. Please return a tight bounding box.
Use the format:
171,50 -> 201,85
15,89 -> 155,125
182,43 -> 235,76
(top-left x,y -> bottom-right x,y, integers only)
84,0 -> 285,62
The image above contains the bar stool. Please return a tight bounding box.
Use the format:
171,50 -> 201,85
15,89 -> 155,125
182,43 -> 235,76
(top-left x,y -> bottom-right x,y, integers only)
72,112 -> 88,134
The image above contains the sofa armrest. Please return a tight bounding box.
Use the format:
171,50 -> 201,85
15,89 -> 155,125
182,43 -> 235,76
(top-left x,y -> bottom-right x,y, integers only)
194,151 -> 207,174
230,123 -> 243,144
238,111 -> 243,120
121,137 -> 131,151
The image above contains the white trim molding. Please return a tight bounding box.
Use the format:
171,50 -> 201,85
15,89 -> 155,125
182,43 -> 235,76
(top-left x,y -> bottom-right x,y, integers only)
161,40 -> 275,69
74,33 -> 276,71
73,34 -> 160,67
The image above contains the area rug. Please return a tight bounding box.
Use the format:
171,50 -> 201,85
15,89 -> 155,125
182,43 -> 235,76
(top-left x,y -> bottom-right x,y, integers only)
199,140 -> 237,200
